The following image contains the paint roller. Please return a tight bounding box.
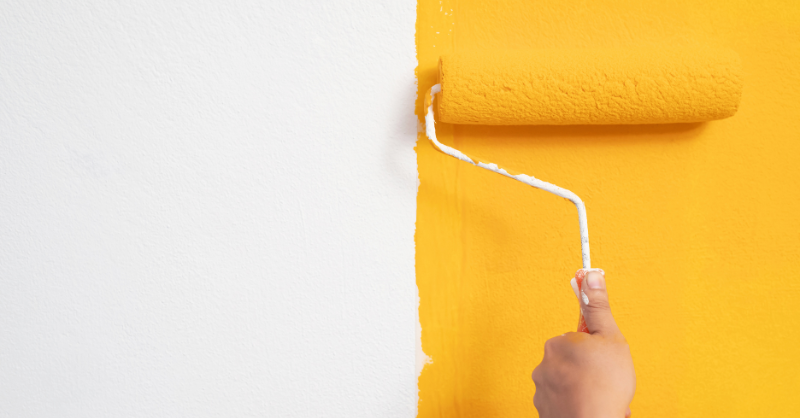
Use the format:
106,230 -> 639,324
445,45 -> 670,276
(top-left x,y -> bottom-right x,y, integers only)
423,46 -> 743,333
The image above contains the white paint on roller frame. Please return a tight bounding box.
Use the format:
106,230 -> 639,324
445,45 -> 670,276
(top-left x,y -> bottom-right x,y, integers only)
0,1 -> 418,417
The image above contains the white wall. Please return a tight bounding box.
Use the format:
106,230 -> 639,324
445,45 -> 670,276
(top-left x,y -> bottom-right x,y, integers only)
0,2 -> 418,416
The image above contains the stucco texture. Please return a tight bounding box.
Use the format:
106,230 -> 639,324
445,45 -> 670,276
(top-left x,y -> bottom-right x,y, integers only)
416,1 -> 800,417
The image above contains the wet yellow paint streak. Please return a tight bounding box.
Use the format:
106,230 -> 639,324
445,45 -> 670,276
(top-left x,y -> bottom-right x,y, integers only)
416,1 -> 800,416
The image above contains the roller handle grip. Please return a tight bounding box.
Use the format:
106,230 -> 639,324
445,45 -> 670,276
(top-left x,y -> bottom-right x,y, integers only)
577,315 -> 589,334
573,269 -> 601,334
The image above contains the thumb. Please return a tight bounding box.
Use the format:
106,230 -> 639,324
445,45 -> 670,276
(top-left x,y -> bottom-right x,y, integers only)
578,270 -> 621,336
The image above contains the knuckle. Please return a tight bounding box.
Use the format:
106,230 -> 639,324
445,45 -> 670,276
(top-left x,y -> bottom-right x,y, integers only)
543,337 -> 562,357
544,338 -> 555,351
545,335 -> 563,348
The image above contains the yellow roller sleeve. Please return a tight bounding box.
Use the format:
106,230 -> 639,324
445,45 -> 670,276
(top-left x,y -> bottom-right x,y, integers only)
437,47 -> 743,125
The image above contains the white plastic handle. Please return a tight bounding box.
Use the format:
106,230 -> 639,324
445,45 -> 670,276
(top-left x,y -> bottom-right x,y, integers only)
424,84 -> 591,269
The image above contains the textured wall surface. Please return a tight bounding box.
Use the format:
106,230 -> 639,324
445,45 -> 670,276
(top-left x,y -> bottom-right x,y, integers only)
417,0 -> 800,417
0,2 -> 417,417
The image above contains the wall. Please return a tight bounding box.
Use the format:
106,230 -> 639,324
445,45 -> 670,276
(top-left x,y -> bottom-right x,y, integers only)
0,2 -> 417,417
417,1 -> 800,417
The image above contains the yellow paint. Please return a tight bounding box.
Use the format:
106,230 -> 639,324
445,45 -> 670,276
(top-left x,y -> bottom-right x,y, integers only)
437,47 -> 742,125
415,1 -> 800,417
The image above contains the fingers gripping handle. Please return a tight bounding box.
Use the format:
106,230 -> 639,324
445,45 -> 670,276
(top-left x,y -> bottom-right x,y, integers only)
571,268 -> 604,333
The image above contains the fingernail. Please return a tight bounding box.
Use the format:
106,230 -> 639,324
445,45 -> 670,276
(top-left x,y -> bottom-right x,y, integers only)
570,278 -> 580,300
586,271 -> 605,289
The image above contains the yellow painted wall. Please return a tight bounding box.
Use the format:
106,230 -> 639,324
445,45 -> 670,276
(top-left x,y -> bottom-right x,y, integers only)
415,1 -> 800,417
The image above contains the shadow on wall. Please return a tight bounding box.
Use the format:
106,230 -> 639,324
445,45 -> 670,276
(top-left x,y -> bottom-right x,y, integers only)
455,121 -> 705,144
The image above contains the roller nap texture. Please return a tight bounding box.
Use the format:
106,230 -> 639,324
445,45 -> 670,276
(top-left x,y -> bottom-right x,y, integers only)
437,47 -> 743,125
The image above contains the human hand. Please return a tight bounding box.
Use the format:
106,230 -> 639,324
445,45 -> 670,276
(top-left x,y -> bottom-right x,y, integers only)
532,270 -> 636,418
